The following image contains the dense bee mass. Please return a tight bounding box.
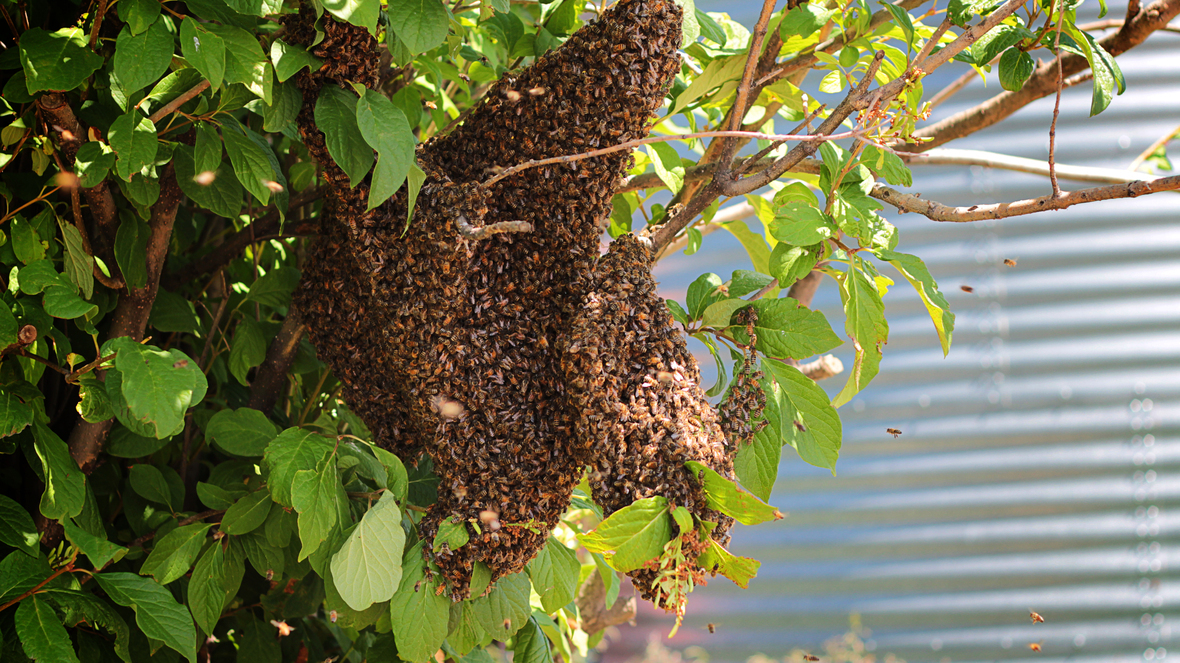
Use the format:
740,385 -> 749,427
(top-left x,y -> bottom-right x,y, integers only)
562,234 -> 736,604
718,308 -> 768,449
289,0 -> 749,606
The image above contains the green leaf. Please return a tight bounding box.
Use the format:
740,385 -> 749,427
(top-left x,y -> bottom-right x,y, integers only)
696,332 -> 730,397
668,53 -> 744,115
1063,23 -> 1125,116
874,248 -> 953,355
74,142 -> 116,188
733,372 -> 784,501
405,163 -> 427,232
578,496 -> 671,573
768,242 -> 821,289
354,85 -> 416,211
30,422 -> 85,520
114,213 -> 149,290
647,142 -> 685,195
128,464 -> 176,510
16,595 -> 80,663
244,266 -> 300,308
947,0 -> 999,26
0,384 -> 35,438
433,518 -> 470,553
221,490 -> 273,535
721,218 -> 773,275
0,494 -> 38,557
446,602 -> 490,656
173,145 -> 245,218
193,122 -> 222,174
779,3 -> 838,38
19,28 -> 104,93
205,408 -> 278,457
0,550 -> 52,603
107,338 -> 206,439
831,262 -> 888,408
969,24 -> 1026,67
140,522 -> 212,585
95,572 -> 198,663
331,492 -> 405,611
859,144 -> 912,187
390,542 -> 451,663
42,285 -> 98,320
270,40 -> 322,82
108,111 -> 158,182
471,571 -> 531,639
764,359 -> 843,473
113,21 -> 175,95
204,23 -> 273,103
263,428 -> 334,506
11,214 -> 45,264
292,451 -> 341,560
696,538 -> 760,588
58,222 -> 94,300
43,588 -> 132,662
728,270 -> 776,298
998,47 -> 1034,91
62,519 -> 127,568
686,273 -> 723,320
222,117 -> 276,205
315,86 -> 374,188
526,537 -> 580,613
511,618 -> 551,663
665,300 -> 690,327
685,461 -> 782,525
729,297 -> 841,361
76,374 -> 115,424
700,298 -> 749,330
148,290 -> 200,334
387,0 -> 452,54
180,19 -> 225,90
259,79 -> 302,132
120,0 -> 162,34
106,426 -> 170,457
187,541 -> 229,634
229,318 -> 267,386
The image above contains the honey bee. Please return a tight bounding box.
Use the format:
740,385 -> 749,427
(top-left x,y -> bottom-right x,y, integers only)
960,285 -> 974,293
706,623 -> 716,633
803,656 -> 820,662
1029,642 -> 1042,652
1030,610 -> 1044,623
1004,258 -> 1018,266
886,428 -> 902,437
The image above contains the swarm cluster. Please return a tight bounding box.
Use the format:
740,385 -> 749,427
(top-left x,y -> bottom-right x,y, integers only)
563,234 -> 735,604
288,0 -> 723,601
718,307 -> 768,449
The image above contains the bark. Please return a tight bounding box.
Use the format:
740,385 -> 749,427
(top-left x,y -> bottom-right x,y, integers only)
36,94 -> 119,243
247,308 -> 305,414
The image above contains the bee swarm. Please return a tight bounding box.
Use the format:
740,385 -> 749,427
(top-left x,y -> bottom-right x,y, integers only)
288,0 -> 742,605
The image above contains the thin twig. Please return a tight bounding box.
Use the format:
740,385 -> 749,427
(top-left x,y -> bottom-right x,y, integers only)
1049,0 -> 1065,196
480,129 -> 862,189
455,215 -> 534,239
746,278 -> 780,301
725,0 -> 779,136
1129,120 -> 1180,171
147,81 -> 211,124
89,0 -> 108,49
0,551 -> 77,614
871,173 -> 1180,222
18,350 -> 69,375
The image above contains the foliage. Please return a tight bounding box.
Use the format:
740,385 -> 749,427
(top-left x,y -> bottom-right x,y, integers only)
0,0 -> 1170,660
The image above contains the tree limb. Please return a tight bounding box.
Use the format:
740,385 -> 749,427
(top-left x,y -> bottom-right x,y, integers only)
36,93 -> 119,242
899,0 -> 1180,152
871,173 -> 1180,221
67,165 -> 183,473
247,307 -> 305,415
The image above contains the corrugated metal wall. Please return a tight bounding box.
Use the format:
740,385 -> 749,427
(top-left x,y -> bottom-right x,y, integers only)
605,5 -> 1180,662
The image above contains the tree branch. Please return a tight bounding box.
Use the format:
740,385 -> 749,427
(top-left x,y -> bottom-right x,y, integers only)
148,80 -> 211,124
67,165 -> 183,473
455,215 -> 533,239
899,0 -> 1180,152
247,307 -> 305,414
36,94 -> 118,241
718,0 -> 779,171
871,173 -> 1180,221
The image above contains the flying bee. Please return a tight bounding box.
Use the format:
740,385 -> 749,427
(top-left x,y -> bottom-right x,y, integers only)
886,428 -> 902,437
1004,258 -> 1018,266
1029,642 -> 1043,652
960,285 -> 974,293
804,656 -> 820,662
1030,610 -> 1044,623
706,623 -> 716,634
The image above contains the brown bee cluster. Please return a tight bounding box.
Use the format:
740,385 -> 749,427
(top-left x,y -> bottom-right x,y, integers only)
562,234 -> 736,605
718,307 -> 768,449
288,0 -> 708,601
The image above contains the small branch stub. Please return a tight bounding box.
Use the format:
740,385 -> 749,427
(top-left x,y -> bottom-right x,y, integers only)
455,215 -> 534,240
